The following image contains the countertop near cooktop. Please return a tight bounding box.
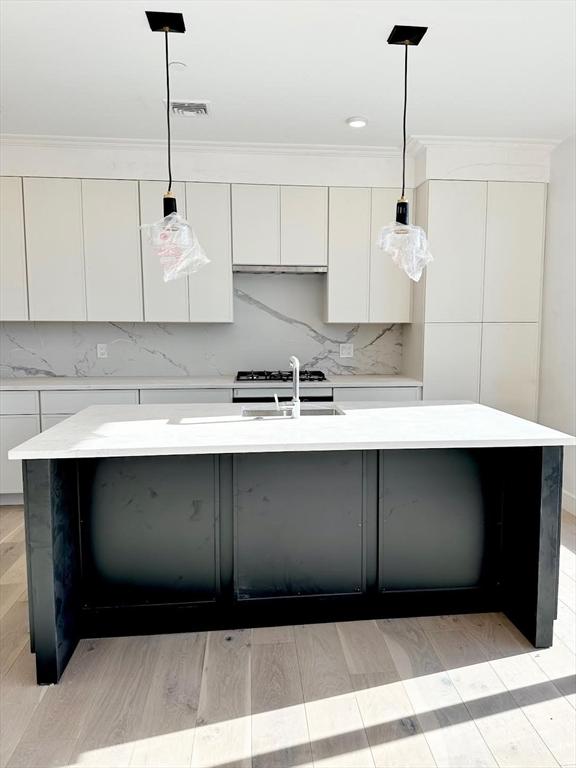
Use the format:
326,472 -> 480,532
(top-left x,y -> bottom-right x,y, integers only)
0,374 -> 423,391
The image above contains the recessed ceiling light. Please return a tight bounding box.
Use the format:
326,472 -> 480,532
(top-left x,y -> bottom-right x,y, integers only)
346,116 -> 367,128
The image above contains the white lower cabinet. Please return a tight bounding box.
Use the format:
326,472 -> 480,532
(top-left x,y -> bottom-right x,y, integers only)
139,389 -> 232,404
334,387 -> 421,402
40,389 -> 138,414
423,323 -> 482,401
0,415 -> 40,493
480,323 -> 540,419
41,414 -> 69,431
0,391 -> 38,415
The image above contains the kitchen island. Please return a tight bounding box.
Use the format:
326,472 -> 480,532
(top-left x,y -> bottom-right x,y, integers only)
10,401 -> 575,683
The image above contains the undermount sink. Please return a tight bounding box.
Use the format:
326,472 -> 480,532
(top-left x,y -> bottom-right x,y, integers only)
242,405 -> 345,419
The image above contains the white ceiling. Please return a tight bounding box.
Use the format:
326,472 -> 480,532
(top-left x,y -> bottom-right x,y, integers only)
1,0 -> 574,146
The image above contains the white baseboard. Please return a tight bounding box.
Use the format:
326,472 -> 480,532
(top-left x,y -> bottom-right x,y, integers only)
563,489 -> 576,516
0,493 -> 23,506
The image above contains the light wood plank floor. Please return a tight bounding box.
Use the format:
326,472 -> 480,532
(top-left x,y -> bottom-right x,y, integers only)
0,505 -> 575,768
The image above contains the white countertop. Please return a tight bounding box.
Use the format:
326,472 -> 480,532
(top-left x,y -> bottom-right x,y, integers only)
0,374 -> 422,391
9,402 -> 575,460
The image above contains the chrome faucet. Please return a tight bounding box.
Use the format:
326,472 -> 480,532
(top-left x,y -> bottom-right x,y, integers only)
272,356 -> 301,418
289,355 -> 301,418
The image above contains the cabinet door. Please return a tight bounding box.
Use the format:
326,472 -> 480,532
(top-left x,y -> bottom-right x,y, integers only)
280,186 -> 327,266
235,452 -> 363,597
480,323 -> 540,419
231,184 -> 280,265
423,323 -> 482,401
140,181 -> 189,322
425,181 -> 487,322
0,415 -> 40,493
139,388 -> 232,404
41,414 -> 69,431
186,183 -> 233,322
483,182 -> 546,322
83,180 -> 143,321
369,188 -> 412,322
334,387 -> 420,402
326,187 -> 370,322
40,389 -> 138,415
0,391 -> 38,415
24,178 -> 86,320
0,177 -> 28,320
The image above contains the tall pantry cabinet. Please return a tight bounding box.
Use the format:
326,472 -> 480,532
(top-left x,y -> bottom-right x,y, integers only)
406,180 -> 546,419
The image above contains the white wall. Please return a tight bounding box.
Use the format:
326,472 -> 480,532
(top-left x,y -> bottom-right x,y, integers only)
539,135 -> 576,513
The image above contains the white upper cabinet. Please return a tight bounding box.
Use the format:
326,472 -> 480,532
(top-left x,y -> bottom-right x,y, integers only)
24,178 -> 86,321
327,187 -> 371,322
186,182 -> 233,322
327,187 -> 412,323
369,188 -> 412,323
139,181 -> 189,322
82,180 -> 143,321
0,177 -> 28,320
424,181 -> 487,323
280,186 -> 327,266
480,322 -> 540,419
483,182 -> 546,322
232,184 -> 280,265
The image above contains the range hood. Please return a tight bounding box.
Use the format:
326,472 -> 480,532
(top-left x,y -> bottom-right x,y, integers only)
233,265 -> 327,274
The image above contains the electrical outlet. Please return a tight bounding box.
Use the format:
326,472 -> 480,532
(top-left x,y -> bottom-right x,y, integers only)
339,343 -> 354,358
97,344 -> 108,359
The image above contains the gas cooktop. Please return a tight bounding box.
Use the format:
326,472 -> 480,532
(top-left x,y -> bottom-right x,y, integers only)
236,370 -> 327,383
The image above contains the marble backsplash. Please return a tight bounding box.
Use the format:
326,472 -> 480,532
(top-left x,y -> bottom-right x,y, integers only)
0,274 -> 402,378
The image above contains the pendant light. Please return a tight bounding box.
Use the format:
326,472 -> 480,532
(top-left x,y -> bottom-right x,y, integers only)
143,11 -> 209,282
377,25 -> 433,282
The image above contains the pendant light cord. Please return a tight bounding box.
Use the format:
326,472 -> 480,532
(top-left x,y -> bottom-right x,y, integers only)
401,43 -> 408,198
164,30 -> 173,193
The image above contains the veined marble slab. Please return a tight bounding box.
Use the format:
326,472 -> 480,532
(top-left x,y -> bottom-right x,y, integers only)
0,374 -> 422,391
0,275 -> 402,378
9,402 -> 575,460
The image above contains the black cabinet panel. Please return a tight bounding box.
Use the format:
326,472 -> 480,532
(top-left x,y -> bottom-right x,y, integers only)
234,451 -> 364,598
80,455 -> 217,605
379,449 -> 489,590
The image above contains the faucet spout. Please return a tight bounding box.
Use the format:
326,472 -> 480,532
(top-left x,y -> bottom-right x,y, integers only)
289,356 -> 301,418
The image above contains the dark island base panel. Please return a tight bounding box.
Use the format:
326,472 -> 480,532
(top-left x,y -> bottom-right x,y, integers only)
22,446 -> 563,684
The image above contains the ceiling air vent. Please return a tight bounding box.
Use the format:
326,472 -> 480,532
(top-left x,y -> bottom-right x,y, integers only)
167,100 -> 210,117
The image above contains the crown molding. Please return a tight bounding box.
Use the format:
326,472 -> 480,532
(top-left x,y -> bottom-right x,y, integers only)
0,134 -> 402,159
2,132 -> 559,160
409,135 -> 560,153
1,132 -> 556,185
408,135 -> 557,185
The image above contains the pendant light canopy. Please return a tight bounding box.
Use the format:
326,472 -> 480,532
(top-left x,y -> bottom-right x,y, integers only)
377,25 -> 433,282
142,11 -> 209,282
